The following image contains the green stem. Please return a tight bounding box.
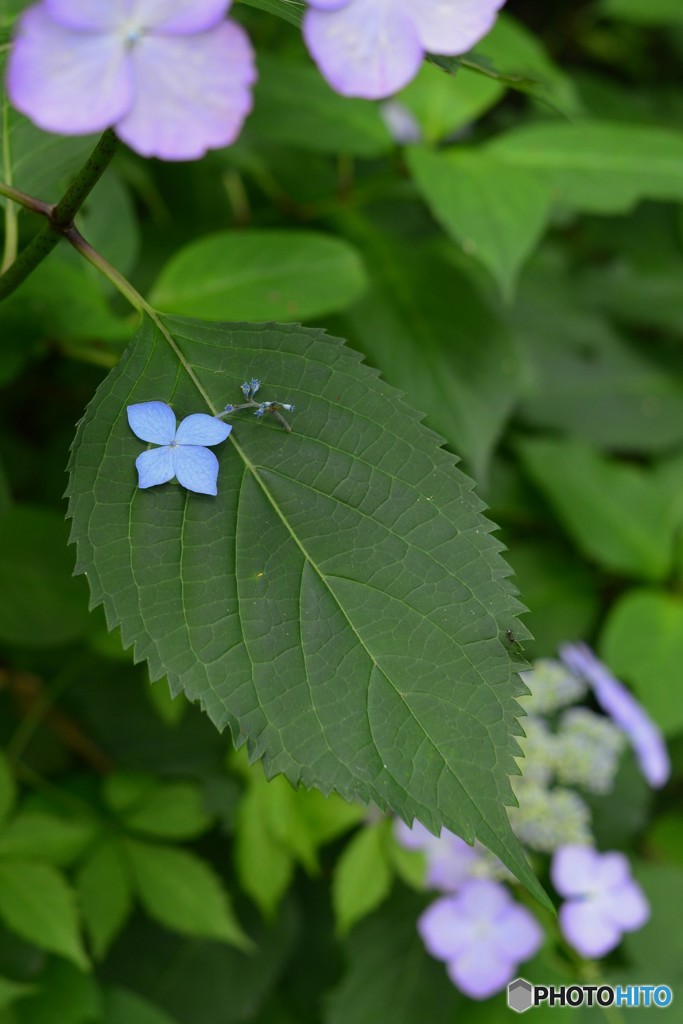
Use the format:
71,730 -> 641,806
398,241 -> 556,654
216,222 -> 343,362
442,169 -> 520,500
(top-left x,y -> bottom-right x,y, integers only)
1,96 -> 19,273
66,226 -> 149,317
0,129 -> 118,301
0,180 -> 51,216
66,226 -> 214,408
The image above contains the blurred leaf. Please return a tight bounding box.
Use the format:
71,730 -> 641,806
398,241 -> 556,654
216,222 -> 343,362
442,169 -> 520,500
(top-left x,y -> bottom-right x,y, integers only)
234,779 -> 295,919
0,861 -> 87,970
233,758 -> 362,914
475,13 -> 581,116
0,259 -> 128,382
0,813 -> 94,866
0,505 -> 91,647
104,775 -> 212,840
0,978 -> 32,1015
146,681 -> 187,727
517,440 -> 680,581
623,863 -> 683,990
387,840 -> 427,891
600,589 -> 683,736
398,62 -> 503,142
579,260 -> 683,335
601,0 -> 683,23
102,988 -> 180,1024
14,961 -> 99,1024
101,903 -> 299,1024
325,889 -> 458,1024
76,841 -> 132,961
291,788 -> 366,849
648,814 -> 683,864
148,231 -> 368,322
339,228 -> 524,478
487,122 -> 683,213
586,755 -> 652,850
512,254 -> 683,452
124,840 -> 251,949
332,823 -> 393,934
0,757 -> 15,827
67,314 -> 545,904
249,56 -> 391,157
408,147 -> 551,297
3,113 -> 95,205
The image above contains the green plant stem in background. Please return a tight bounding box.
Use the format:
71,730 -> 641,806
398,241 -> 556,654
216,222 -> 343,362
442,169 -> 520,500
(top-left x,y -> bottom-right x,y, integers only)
0,129 -> 118,301
66,226 -> 214,408
1,96 -> 19,273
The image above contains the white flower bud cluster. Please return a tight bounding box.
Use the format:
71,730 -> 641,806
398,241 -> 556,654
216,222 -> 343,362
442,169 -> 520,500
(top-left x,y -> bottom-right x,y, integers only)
554,708 -> 625,794
509,660 -> 626,852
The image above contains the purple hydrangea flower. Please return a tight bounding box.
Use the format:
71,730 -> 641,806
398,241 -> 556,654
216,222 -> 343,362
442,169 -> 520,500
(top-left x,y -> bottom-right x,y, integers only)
552,845 -> 649,959
7,0 -> 256,160
418,880 -> 543,999
559,643 -> 670,788
127,401 -> 231,495
394,820 -> 482,891
303,0 -> 506,100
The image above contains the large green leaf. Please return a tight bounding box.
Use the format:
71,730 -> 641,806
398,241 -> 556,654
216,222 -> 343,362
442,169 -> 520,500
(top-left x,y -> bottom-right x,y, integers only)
148,231 -> 368,323
0,861 -> 88,970
517,440 -> 680,581
66,314 -> 545,905
601,0 -> 683,23
124,840 -> 250,948
407,147 -> 552,297
486,121 -> 683,213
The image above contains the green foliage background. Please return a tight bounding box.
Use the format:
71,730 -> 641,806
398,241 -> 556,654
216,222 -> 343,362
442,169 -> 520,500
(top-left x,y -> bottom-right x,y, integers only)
0,0 -> 682,1019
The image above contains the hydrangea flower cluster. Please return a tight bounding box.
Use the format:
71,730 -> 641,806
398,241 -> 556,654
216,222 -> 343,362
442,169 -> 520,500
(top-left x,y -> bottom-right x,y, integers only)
552,846 -> 649,958
304,0 -> 507,99
8,0 -> 256,160
395,821 -> 540,999
418,880 -> 542,1000
7,1 -> 508,159
397,647 -> 667,998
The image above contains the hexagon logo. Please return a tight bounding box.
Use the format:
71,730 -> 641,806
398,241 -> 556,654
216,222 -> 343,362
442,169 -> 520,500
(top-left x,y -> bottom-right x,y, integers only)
508,978 -> 533,1013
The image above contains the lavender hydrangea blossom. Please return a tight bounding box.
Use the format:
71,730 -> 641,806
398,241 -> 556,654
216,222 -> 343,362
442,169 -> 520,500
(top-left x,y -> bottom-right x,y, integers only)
394,820 -> 507,891
8,0 -> 256,160
303,0 -> 506,100
552,845 -> 649,959
418,880 -> 542,999
559,643 -> 670,788
127,401 -> 231,495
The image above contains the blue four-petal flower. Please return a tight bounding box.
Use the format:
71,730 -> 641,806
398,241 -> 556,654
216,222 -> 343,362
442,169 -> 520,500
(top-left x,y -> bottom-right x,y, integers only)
127,402 -> 232,496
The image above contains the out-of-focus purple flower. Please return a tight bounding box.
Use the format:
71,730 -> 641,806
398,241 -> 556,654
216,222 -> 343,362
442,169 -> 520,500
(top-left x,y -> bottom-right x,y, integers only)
395,820 -> 481,890
559,643 -> 670,788
127,401 -> 231,495
418,880 -> 543,999
380,100 -> 422,144
7,0 -> 256,160
552,845 -> 649,959
303,0 -> 506,100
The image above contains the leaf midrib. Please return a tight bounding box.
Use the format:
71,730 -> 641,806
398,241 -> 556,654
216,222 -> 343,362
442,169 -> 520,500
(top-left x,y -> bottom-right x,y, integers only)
154,318 -> 497,825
